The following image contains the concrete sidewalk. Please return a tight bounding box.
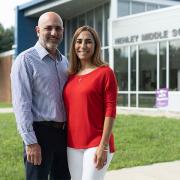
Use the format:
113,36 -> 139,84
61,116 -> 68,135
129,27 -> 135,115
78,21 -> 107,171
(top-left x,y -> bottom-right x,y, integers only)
1,107 -> 180,119
0,107 -> 13,113
105,161 -> 180,180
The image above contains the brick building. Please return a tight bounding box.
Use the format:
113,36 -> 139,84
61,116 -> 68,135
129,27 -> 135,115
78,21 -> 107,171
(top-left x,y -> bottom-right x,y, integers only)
0,50 -> 14,103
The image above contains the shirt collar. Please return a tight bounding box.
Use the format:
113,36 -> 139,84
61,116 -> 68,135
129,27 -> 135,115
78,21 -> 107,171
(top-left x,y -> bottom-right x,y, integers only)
34,41 -> 62,61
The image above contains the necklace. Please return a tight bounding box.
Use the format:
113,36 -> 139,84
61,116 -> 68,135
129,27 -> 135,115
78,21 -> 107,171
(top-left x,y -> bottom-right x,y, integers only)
78,78 -> 82,83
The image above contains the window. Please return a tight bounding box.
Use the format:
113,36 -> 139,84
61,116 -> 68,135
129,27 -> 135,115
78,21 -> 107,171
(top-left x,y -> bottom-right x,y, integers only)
117,94 -> 128,106
65,3 -> 109,57
139,94 -> 156,108
71,18 -> 78,34
132,2 -> 145,14
104,3 -> 110,46
104,48 -> 109,63
95,6 -> 103,43
159,42 -> 167,88
169,40 -> 180,91
139,43 -> 157,91
66,20 -> 71,56
87,10 -> 94,27
130,46 -> 136,91
114,47 -> 128,91
118,0 -> 130,17
159,5 -> 168,9
147,3 -> 158,11
130,94 -> 136,107
78,15 -> 85,27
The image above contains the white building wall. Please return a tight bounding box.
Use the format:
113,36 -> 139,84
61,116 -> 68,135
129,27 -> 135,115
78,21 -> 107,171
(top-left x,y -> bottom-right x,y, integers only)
167,92 -> 180,111
110,5 -> 180,112
111,5 -> 180,46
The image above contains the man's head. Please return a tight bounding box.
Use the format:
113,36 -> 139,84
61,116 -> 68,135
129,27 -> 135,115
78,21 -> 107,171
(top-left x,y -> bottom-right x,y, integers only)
36,12 -> 64,54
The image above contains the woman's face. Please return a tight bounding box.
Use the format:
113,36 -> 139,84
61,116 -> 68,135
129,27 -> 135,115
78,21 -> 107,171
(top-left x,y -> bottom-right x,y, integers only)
75,31 -> 95,62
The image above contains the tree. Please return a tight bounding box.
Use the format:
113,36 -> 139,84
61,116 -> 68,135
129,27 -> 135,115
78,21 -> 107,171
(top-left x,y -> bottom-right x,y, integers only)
0,23 -> 14,53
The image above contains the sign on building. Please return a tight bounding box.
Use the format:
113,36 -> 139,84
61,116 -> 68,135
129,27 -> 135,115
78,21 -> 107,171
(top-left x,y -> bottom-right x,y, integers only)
156,88 -> 168,108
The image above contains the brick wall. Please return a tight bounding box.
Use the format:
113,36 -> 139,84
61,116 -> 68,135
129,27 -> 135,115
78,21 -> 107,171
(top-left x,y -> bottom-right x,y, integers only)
0,51 -> 13,103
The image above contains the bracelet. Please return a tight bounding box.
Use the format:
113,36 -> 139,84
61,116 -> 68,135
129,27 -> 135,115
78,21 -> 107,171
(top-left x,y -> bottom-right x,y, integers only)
102,144 -> 108,149
103,149 -> 108,152
101,144 -> 109,151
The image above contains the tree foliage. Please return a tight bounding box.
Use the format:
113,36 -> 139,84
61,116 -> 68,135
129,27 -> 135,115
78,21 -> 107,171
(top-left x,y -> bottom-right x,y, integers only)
0,23 -> 14,53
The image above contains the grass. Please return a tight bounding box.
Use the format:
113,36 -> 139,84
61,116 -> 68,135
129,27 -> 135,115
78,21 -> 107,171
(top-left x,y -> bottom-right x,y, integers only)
0,113 -> 180,179
0,102 -> 12,108
0,113 -> 24,180
110,115 -> 180,170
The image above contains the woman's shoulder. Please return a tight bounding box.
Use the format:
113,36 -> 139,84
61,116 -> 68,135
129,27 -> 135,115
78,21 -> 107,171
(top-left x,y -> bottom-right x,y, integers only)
99,65 -> 114,74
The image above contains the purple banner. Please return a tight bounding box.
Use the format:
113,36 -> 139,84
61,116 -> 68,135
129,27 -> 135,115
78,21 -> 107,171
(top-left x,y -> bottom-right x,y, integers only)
156,88 -> 168,108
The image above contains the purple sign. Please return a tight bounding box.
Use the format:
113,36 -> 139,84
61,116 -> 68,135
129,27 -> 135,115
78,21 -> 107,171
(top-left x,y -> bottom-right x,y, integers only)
156,88 -> 168,108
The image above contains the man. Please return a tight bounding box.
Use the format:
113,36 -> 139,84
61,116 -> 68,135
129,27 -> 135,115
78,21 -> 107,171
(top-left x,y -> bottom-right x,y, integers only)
11,12 -> 70,180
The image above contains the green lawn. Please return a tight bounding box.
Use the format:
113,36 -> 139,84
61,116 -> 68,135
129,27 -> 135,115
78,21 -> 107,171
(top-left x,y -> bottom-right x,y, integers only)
0,113 -> 180,179
110,115 -> 180,170
0,103 -> 12,108
0,113 -> 24,180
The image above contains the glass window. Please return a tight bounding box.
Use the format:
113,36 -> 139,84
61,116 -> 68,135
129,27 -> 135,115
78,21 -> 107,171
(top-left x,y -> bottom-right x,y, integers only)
132,2 -> 145,14
118,0 -> 130,17
159,5 -> 168,9
147,3 -> 158,11
78,15 -> 85,27
87,10 -> 94,27
95,6 -> 103,43
139,43 -> 157,91
130,46 -> 136,91
169,40 -> 180,91
65,3 -> 107,59
139,94 -> 156,108
71,17 -> 78,34
159,42 -> 166,88
130,94 -> 136,107
104,2 -> 110,46
114,47 -> 128,91
104,48 -> 109,63
117,94 -> 128,107
66,20 -> 71,57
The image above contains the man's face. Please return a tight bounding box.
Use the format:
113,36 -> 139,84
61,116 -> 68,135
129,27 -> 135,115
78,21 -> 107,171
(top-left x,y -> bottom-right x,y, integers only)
36,16 -> 64,53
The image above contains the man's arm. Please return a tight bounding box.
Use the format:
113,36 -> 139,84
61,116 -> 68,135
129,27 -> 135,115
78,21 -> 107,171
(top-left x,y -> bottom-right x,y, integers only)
11,54 -> 41,165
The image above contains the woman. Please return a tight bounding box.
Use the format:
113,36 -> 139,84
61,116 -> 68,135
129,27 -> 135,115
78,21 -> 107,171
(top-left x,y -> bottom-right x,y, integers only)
63,26 -> 117,180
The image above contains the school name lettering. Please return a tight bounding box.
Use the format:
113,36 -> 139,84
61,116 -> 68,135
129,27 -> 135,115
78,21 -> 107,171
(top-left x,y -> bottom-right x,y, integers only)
114,28 -> 180,44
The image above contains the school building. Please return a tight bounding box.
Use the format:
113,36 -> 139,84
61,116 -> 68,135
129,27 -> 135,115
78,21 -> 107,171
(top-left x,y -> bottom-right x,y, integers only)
6,0 -> 180,112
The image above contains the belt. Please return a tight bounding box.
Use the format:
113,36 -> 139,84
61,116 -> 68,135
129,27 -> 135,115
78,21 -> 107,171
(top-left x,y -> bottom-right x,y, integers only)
34,121 -> 66,130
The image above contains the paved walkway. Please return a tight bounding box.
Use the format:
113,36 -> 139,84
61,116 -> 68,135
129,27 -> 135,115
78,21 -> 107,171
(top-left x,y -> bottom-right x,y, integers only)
105,161 -> 180,180
1,107 -> 180,119
0,107 -> 13,113
117,107 -> 180,119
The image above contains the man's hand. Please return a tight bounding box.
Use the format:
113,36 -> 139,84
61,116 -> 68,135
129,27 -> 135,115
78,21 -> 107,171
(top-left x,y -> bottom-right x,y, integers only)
26,143 -> 42,165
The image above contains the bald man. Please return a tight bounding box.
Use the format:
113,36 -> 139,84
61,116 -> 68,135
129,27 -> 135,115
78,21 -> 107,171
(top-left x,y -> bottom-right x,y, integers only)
11,12 -> 70,180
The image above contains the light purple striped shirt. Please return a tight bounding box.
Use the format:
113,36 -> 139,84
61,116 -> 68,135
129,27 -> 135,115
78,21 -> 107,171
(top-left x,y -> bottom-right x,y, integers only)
11,42 -> 68,145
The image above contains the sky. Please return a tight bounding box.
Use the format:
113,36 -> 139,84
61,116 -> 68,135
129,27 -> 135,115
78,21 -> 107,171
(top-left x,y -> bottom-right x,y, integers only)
0,0 -> 32,28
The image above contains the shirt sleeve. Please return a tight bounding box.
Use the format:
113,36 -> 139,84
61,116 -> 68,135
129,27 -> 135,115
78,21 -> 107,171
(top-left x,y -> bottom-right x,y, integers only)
104,67 -> 117,118
11,53 -> 37,145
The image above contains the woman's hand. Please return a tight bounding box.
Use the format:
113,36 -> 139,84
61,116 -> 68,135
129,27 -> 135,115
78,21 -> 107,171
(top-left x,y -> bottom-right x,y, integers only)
94,117 -> 114,170
94,146 -> 108,170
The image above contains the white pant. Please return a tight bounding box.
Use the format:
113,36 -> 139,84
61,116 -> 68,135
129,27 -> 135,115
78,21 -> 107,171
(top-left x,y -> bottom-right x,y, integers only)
67,147 -> 114,180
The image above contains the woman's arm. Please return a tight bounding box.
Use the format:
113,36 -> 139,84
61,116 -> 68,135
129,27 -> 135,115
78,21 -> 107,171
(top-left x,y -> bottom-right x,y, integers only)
94,116 -> 115,170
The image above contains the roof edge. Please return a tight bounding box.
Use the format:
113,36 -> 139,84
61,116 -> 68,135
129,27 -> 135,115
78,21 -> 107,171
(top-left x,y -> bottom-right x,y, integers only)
18,0 -> 47,10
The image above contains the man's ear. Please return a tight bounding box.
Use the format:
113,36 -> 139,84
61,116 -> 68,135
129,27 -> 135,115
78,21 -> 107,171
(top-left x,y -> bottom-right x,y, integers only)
35,26 -> 40,37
